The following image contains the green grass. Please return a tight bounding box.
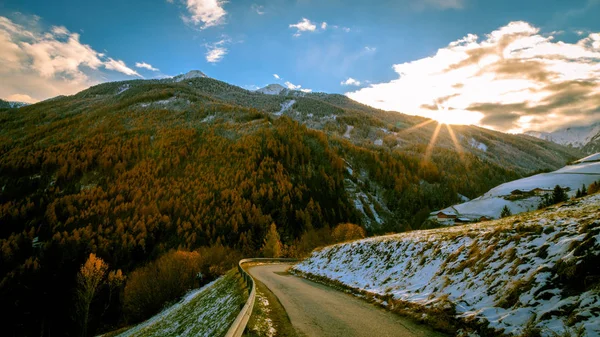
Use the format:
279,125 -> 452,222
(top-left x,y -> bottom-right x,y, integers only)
115,269 -> 247,337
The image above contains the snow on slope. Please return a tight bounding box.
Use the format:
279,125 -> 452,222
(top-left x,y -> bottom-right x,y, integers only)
256,84 -> 286,95
437,156 -> 600,219
575,153 -> 600,164
114,270 -> 245,337
525,123 -> 600,148
294,195 -> 600,336
274,100 -> 295,116
172,70 -> 208,82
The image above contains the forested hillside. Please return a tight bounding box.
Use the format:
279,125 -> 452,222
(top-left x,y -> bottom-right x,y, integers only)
0,75 -> 580,336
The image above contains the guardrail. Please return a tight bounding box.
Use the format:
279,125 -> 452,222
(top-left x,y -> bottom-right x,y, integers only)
224,258 -> 299,337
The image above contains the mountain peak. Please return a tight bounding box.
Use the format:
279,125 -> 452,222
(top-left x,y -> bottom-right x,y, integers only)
172,70 -> 208,82
256,84 -> 286,95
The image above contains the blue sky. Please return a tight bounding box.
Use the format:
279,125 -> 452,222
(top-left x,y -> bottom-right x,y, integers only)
1,0 -> 599,132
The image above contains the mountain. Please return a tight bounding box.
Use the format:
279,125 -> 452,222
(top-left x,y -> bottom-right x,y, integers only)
525,122 -> 600,153
0,73 -> 582,336
171,70 -> 208,82
431,153 -> 600,221
0,99 -> 29,109
255,83 -> 287,95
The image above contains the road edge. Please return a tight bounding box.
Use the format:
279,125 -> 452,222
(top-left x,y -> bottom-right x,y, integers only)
224,258 -> 299,337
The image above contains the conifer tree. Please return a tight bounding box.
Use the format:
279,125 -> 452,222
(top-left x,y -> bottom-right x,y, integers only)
500,205 -> 512,218
551,185 -> 568,204
261,223 -> 282,258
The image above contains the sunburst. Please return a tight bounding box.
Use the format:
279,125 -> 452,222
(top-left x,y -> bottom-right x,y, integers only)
422,101 -> 466,164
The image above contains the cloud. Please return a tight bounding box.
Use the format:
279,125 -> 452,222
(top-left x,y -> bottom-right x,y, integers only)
135,62 -> 159,71
321,22 -> 327,30
284,81 -> 311,92
251,4 -> 265,15
273,73 -> 280,80
341,77 -> 361,86
205,39 -> 228,63
6,93 -> 36,103
178,0 -> 227,29
0,15 -> 141,102
105,58 -> 142,77
364,46 -> 376,53
289,18 -> 317,36
346,21 -> 600,133
284,81 -> 300,90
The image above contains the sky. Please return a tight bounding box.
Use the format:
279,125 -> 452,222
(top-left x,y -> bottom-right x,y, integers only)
1,0 -> 599,133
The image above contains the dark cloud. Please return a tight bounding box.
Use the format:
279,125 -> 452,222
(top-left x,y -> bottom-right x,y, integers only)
490,59 -> 558,83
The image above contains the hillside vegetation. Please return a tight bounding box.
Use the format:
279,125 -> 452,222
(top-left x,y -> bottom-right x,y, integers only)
294,194 -> 600,336
0,75 -> 580,335
112,269 -> 246,337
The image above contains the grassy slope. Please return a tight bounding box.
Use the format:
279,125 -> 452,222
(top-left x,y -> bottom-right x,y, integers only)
294,195 -> 600,336
113,270 -> 246,337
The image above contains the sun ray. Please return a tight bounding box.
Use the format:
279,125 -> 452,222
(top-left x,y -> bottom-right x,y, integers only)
398,119 -> 435,135
445,124 -> 466,164
425,122 -> 443,160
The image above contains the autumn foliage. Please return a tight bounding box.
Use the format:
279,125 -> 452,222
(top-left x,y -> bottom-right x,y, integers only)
0,79 -> 539,336
331,223 -> 366,243
124,250 -> 202,322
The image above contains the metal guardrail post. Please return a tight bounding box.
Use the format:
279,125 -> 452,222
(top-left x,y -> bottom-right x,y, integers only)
224,258 -> 300,337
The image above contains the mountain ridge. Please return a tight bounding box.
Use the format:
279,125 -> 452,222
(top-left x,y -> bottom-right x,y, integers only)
0,71 -> 583,336
524,122 -> 600,154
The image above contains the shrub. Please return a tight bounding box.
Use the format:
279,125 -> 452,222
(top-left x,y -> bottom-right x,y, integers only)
123,250 -> 202,322
331,223 -> 366,243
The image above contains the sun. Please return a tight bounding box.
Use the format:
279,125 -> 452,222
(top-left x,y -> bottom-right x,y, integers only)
430,109 -> 483,126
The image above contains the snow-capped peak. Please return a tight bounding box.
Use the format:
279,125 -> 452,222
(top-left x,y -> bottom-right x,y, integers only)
524,122 -> 600,148
173,70 -> 208,82
256,84 -> 286,95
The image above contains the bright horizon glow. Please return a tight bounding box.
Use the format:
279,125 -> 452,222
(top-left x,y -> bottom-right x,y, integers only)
427,109 -> 483,126
347,21 -> 600,133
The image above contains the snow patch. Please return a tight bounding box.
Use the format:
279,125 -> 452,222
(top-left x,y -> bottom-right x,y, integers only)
117,84 -> 130,95
344,125 -> 354,139
274,100 -> 295,116
295,195 -> 600,336
256,84 -> 286,95
173,70 -> 208,82
469,137 -> 487,152
435,160 -> 600,220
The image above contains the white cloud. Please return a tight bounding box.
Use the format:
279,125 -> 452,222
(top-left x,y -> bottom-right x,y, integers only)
284,81 -> 311,92
6,93 -> 36,103
0,15 -> 141,102
179,0 -> 227,29
342,27 -> 351,33
273,73 -> 280,80
284,81 -> 301,90
251,4 -> 265,15
205,39 -> 229,63
289,18 -> 317,36
50,26 -> 69,36
347,21 -> 600,133
364,46 -> 376,53
341,77 -> 361,86
135,62 -> 159,71
105,58 -> 142,77
321,22 -> 327,30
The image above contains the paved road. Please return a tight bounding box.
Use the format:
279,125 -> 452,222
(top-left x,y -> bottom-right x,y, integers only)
248,264 -> 446,337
